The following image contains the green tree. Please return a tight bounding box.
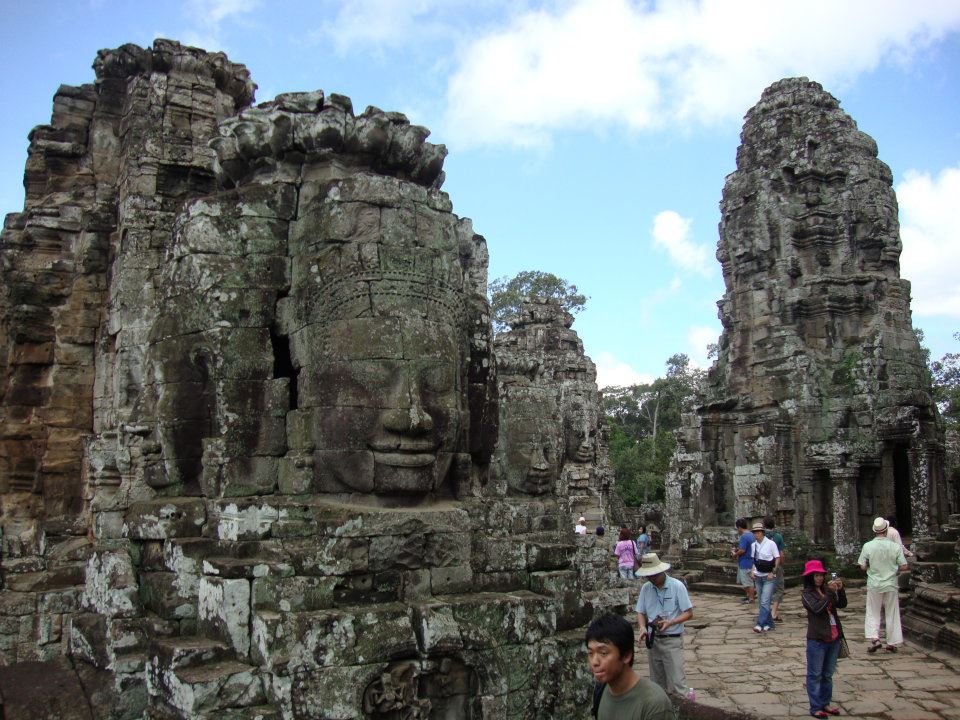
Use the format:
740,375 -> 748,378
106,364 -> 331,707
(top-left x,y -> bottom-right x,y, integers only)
930,331 -> 960,429
489,271 -> 587,333
603,354 -> 704,506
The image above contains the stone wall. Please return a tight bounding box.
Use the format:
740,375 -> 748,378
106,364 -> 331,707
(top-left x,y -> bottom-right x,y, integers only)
666,78 -> 950,557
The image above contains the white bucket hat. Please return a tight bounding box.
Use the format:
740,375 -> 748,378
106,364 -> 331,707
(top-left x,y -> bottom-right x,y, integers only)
636,552 -> 671,577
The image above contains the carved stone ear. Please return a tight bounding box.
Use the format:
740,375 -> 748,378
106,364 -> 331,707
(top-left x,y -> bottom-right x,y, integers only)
467,292 -> 498,467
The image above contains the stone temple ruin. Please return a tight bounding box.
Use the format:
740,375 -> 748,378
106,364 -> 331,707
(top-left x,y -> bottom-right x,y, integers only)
666,78 -> 953,558
0,40 -> 624,718
1,40 -> 959,720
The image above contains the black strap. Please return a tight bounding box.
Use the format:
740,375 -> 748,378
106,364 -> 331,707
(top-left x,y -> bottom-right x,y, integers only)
592,682 -> 605,717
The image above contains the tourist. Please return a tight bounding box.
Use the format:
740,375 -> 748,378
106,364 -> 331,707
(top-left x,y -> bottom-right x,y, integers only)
636,525 -> 651,557
764,516 -> 786,622
751,520 -> 780,632
635,553 -> 696,702
586,613 -> 676,720
801,559 -> 846,719
858,517 -> 908,652
885,516 -> 914,558
731,518 -> 756,604
615,527 -> 638,579
575,516 -> 588,535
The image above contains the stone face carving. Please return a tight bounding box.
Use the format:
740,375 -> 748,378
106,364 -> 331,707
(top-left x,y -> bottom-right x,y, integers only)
0,42 -> 608,719
666,78 -> 950,557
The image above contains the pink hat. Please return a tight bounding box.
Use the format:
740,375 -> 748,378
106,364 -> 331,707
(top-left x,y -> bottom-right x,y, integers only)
802,559 -> 828,576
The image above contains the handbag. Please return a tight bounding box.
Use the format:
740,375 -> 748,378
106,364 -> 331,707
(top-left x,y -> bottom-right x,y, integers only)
837,637 -> 850,659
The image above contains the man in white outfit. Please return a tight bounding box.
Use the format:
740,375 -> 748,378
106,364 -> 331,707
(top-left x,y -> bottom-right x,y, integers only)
858,516 -> 909,653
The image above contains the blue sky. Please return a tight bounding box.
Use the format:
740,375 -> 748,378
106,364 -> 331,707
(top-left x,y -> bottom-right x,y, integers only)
2,1 -> 959,386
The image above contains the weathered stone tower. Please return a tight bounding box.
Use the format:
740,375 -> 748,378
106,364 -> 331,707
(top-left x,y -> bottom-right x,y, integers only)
0,41 -> 613,719
667,78 -> 949,557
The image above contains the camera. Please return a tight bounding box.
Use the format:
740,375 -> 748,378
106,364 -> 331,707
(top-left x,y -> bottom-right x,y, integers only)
645,616 -> 663,648
830,572 -> 838,580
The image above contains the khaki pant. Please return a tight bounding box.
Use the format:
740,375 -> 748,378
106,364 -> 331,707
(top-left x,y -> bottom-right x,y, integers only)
864,588 -> 902,646
648,634 -> 691,698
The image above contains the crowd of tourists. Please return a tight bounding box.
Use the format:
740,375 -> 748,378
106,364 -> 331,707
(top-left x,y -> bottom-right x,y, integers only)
579,514 -> 912,720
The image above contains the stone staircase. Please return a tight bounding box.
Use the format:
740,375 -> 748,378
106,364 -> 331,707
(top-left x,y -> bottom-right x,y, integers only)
902,514 -> 960,655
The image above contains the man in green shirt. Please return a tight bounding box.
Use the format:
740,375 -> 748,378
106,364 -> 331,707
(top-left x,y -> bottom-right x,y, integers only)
586,613 -> 677,720
857,516 -> 908,652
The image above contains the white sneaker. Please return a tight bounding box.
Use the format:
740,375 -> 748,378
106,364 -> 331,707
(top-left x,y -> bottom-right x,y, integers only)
753,625 -> 762,633
686,688 -> 697,702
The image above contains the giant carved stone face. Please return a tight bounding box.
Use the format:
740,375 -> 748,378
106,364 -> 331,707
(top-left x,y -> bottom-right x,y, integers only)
496,387 -> 561,495
307,315 -> 466,496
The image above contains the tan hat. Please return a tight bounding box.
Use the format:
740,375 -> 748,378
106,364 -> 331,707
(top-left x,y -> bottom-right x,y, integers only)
636,552 -> 671,577
578,516 -> 586,523
872,517 -> 889,533
752,521 -> 764,532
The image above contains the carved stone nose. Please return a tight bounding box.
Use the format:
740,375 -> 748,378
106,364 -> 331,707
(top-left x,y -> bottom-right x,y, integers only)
382,379 -> 434,435
530,444 -> 548,470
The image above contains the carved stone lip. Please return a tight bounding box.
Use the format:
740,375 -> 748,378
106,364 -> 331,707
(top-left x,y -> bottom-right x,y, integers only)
371,451 -> 436,467
527,467 -> 551,477
368,438 -> 436,453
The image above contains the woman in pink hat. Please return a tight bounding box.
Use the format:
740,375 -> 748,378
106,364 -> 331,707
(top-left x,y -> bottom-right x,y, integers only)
801,559 -> 847,718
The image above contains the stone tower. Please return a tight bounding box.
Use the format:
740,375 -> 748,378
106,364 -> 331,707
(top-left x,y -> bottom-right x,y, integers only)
667,78 -> 949,557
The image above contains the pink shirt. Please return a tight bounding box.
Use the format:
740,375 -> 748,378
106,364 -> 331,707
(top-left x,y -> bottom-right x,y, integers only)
615,540 -> 637,568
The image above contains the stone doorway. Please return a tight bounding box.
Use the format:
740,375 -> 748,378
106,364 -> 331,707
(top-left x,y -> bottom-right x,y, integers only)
892,445 -> 913,535
812,469 -> 834,545
855,466 -> 880,541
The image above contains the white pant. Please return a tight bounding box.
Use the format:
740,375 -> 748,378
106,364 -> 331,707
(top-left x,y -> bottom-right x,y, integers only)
864,588 -> 902,646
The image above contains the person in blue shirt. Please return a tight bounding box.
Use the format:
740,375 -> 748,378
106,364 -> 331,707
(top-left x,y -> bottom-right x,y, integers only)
636,525 -> 650,557
635,553 -> 696,702
731,518 -> 756,604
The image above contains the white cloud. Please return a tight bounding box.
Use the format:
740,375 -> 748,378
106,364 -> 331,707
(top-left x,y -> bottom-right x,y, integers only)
651,210 -> 712,277
444,0 -> 960,147
180,0 -> 259,52
897,165 -> 960,318
687,325 -> 720,368
594,351 -> 653,389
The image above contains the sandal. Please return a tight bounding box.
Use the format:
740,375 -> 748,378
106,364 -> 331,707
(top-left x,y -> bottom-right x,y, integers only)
867,640 -> 882,653
812,711 -> 829,719
884,645 -> 898,653
824,707 -> 841,715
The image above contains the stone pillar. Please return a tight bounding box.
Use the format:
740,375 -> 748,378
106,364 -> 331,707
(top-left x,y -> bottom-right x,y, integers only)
909,443 -> 933,540
831,468 -> 859,557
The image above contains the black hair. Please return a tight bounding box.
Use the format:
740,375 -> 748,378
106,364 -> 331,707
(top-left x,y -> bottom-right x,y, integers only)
763,516 -> 775,530
639,525 -> 647,533
735,518 -> 748,530
886,515 -> 897,528
585,613 -> 634,666
596,526 -> 605,536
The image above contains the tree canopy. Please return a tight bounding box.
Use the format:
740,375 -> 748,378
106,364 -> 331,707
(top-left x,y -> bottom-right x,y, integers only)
603,354 -> 704,506
489,271 -> 587,333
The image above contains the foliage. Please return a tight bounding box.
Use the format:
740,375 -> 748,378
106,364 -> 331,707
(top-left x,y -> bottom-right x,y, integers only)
489,271 -> 587,334
930,331 -> 960,429
831,350 -> 861,396
603,354 -> 705,506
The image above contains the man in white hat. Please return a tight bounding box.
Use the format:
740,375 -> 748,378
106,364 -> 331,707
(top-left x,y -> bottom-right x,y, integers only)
635,553 -> 696,701
575,516 -> 588,535
857,516 -> 909,652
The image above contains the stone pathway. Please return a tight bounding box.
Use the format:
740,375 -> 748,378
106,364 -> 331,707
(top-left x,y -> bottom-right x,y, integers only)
630,587 -> 960,720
